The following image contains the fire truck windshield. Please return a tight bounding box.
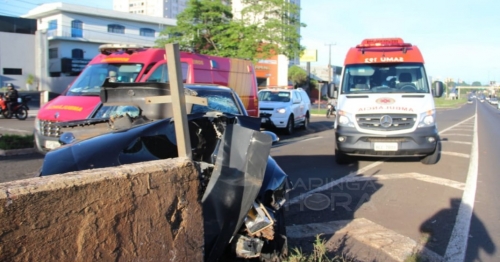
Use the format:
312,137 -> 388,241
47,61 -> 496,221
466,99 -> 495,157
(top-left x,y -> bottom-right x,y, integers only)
341,63 -> 430,94
66,63 -> 143,96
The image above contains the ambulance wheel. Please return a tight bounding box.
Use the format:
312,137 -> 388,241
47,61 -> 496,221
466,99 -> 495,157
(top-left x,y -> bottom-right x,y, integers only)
335,149 -> 351,165
421,143 -> 440,165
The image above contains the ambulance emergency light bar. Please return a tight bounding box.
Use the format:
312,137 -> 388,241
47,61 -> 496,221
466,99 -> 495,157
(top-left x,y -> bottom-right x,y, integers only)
357,38 -> 412,54
99,44 -> 149,55
356,38 -> 412,48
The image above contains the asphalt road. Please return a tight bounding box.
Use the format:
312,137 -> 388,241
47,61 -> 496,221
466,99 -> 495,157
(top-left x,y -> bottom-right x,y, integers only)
1,101 -> 499,261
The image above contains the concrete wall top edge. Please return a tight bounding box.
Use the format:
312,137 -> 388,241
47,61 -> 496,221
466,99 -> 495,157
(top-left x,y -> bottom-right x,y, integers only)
0,157 -> 195,197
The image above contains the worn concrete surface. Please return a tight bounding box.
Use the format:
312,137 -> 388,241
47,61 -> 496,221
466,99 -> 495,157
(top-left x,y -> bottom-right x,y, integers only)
0,158 -> 203,262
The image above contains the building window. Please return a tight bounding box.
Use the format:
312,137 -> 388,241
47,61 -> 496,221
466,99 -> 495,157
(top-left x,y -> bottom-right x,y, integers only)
71,20 -> 83,37
108,24 -> 125,34
48,19 -> 57,30
72,49 -> 84,59
49,48 -> 58,59
140,28 -> 155,37
3,68 -> 22,75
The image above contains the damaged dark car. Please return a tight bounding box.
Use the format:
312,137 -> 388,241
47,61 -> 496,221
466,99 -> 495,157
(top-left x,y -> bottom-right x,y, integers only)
40,82 -> 290,262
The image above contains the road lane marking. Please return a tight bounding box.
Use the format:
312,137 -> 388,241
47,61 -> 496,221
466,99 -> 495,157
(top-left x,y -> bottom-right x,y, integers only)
0,127 -> 31,134
441,141 -> 472,145
289,172 -> 465,198
287,218 -> 443,262
440,151 -> 470,158
438,116 -> 475,134
446,128 -> 473,131
442,134 -> 471,137
272,135 -> 323,148
444,112 -> 479,261
286,160 -> 385,206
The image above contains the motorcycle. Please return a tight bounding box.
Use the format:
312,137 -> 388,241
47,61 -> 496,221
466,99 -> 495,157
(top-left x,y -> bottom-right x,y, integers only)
0,94 -> 31,120
326,103 -> 336,118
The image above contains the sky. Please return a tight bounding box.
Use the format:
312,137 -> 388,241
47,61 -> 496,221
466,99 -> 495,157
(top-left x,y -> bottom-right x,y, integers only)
1,0 -> 500,84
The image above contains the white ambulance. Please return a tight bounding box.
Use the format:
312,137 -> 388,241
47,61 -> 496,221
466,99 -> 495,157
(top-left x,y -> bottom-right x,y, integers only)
334,38 -> 444,165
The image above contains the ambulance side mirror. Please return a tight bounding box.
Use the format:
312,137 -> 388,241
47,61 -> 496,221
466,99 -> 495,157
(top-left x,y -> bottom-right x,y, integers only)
433,81 -> 444,97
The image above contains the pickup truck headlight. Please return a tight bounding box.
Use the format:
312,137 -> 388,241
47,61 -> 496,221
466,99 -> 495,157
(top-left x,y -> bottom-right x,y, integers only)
275,108 -> 286,114
338,110 -> 355,127
418,110 -> 436,128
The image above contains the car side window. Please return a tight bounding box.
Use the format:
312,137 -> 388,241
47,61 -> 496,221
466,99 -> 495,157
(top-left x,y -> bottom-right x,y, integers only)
294,92 -> 301,103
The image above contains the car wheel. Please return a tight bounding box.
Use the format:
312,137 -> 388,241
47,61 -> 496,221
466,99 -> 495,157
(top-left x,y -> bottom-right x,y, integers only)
284,116 -> 294,135
335,149 -> 351,165
301,114 -> 309,130
259,208 -> 288,262
421,143 -> 440,165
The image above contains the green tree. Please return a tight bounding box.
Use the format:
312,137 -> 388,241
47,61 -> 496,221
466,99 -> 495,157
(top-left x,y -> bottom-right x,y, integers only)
471,81 -> 482,86
238,0 -> 306,60
288,65 -> 307,87
156,0 -> 235,55
156,0 -> 306,62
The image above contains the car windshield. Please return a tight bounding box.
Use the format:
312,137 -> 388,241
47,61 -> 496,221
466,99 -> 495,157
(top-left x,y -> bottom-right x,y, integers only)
341,63 -> 430,94
258,91 -> 291,102
92,87 -> 241,119
190,88 -> 241,115
66,63 -> 143,96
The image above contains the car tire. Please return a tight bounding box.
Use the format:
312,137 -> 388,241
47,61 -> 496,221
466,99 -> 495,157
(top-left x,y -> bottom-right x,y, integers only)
421,143 -> 440,165
259,208 -> 288,262
284,115 -> 294,135
335,149 -> 351,165
301,114 -> 309,130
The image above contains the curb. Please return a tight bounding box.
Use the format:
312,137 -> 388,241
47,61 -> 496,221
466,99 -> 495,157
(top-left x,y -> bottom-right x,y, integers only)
0,147 -> 38,156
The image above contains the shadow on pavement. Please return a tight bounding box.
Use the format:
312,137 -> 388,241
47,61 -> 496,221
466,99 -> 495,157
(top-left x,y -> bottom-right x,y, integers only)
419,198 -> 495,261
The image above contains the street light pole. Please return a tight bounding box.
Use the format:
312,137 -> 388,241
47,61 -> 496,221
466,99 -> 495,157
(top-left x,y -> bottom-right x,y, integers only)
324,43 -> 336,108
325,43 -> 336,85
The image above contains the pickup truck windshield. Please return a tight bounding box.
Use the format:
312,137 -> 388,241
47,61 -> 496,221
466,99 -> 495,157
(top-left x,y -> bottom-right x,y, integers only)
341,63 -> 430,94
66,63 -> 143,96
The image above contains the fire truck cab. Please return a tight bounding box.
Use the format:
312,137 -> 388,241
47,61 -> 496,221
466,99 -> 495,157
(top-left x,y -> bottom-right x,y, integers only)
334,38 -> 444,165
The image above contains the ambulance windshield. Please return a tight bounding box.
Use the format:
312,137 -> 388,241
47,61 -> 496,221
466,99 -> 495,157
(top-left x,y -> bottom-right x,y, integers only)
341,63 -> 430,94
66,63 -> 143,96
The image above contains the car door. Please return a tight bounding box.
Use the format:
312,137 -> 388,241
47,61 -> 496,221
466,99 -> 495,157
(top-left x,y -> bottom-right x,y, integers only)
292,91 -> 304,123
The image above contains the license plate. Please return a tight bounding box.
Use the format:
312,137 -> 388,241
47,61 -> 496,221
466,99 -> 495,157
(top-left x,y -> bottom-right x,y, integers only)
374,142 -> 398,151
45,140 -> 61,150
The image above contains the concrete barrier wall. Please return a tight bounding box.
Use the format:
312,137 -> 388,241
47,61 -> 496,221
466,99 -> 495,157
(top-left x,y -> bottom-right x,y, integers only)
0,158 -> 203,261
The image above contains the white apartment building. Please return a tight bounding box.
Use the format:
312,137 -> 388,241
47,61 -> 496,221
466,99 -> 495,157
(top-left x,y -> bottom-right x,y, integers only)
21,2 -> 176,93
113,0 -> 188,19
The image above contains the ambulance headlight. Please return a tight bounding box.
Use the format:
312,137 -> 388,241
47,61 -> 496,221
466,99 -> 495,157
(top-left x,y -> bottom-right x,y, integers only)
338,111 -> 355,127
418,110 -> 436,128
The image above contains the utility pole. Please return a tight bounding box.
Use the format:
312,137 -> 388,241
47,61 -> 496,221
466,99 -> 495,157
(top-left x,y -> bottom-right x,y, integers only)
325,43 -> 336,99
325,43 -> 336,83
